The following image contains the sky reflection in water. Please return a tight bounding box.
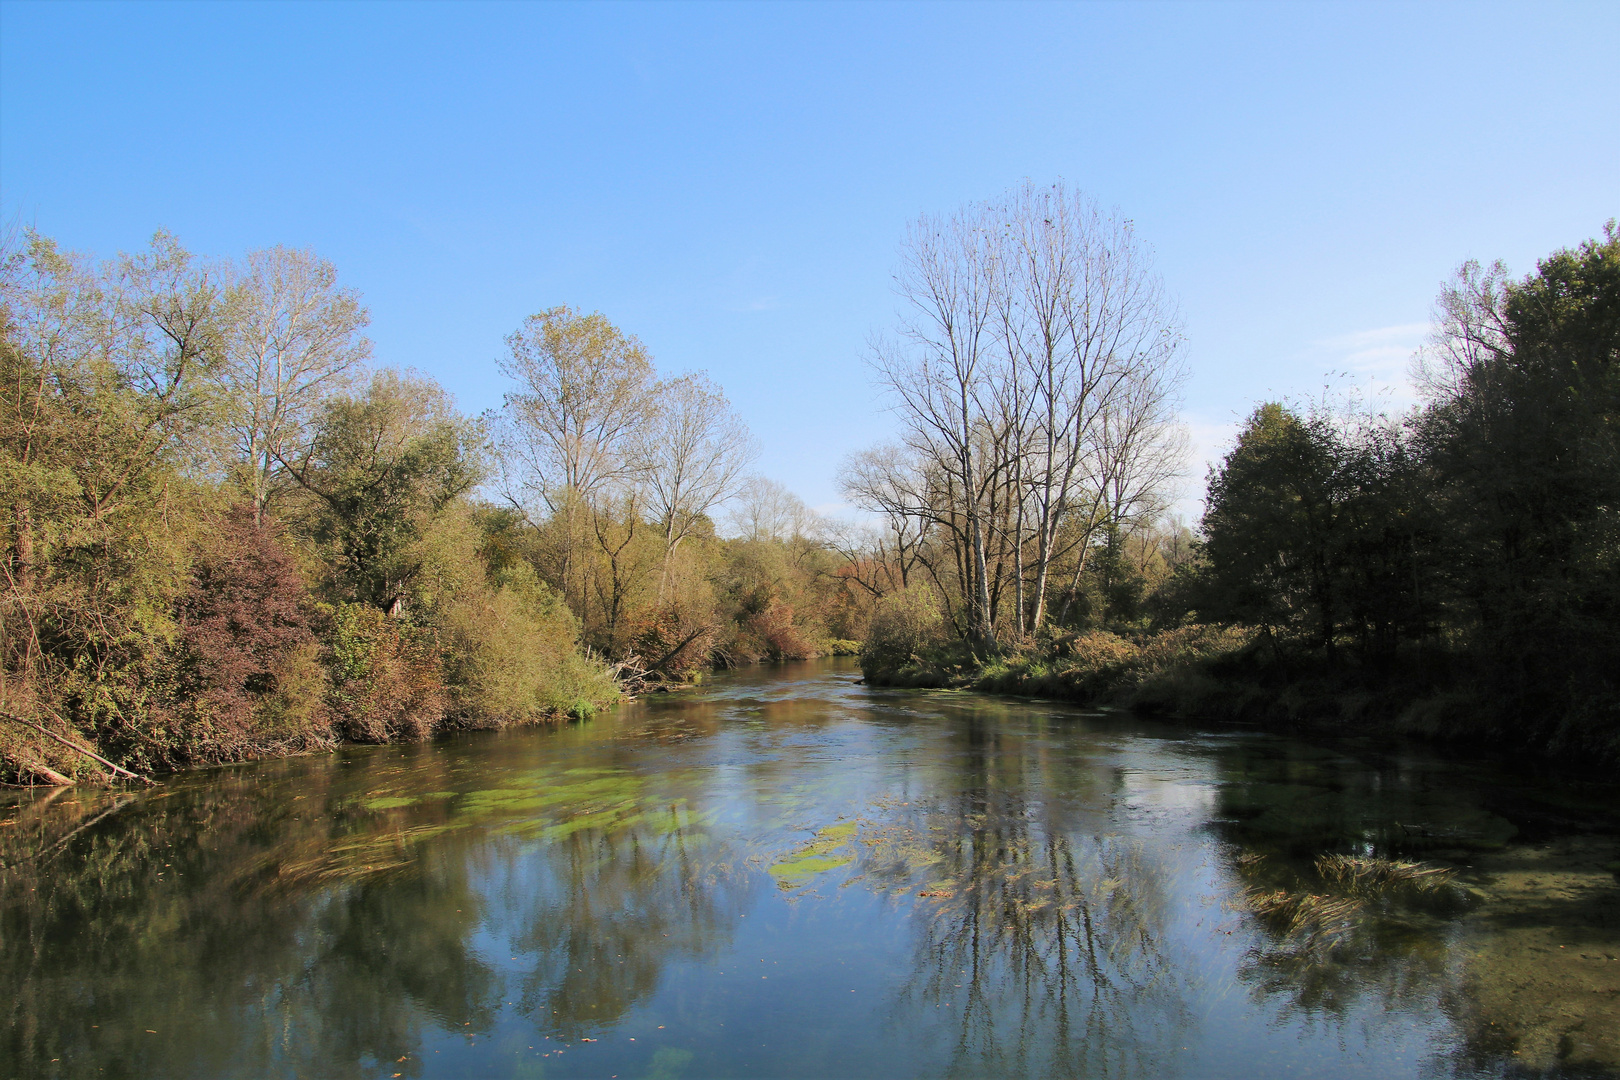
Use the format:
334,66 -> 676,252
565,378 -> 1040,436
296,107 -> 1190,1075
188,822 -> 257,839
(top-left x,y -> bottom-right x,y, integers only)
4,659 -> 1618,1079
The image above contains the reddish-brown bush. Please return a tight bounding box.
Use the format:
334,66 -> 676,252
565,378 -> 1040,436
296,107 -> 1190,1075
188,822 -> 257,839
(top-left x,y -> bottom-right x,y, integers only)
745,599 -> 814,661
173,507 -> 329,758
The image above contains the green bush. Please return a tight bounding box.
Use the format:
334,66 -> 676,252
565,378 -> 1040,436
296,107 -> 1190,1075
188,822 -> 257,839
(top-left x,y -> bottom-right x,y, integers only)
861,584 -> 947,675
436,563 -> 618,725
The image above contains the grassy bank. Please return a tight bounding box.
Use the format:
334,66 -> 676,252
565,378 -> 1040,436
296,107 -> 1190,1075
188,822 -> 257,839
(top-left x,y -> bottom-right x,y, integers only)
861,625 -> 1620,766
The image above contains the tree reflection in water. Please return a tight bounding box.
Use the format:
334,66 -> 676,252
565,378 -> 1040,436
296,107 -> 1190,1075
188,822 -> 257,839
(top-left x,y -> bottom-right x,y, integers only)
8,668 -> 1617,1079
0,753 -> 750,1078
852,717 -> 1191,1079
493,803 -> 753,1038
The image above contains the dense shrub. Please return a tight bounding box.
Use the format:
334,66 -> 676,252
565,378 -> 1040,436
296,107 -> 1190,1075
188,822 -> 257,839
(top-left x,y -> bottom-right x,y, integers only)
170,508 -> 329,760
437,564 -> 617,724
742,598 -> 815,661
323,604 -> 448,743
861,584 -> 947,673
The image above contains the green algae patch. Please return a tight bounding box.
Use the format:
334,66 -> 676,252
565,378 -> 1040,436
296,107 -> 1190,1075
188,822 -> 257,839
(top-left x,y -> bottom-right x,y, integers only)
360,791 -> 456,811
769,822 -> 858,888
459,771 -> 646,821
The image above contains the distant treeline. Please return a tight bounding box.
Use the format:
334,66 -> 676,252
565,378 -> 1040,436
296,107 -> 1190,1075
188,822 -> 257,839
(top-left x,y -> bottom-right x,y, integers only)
0,233 -> 863,785
858,205 -> 1618,761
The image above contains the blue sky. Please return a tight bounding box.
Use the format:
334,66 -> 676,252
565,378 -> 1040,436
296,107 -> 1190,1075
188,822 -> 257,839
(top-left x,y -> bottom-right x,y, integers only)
3,1 -> 1616,518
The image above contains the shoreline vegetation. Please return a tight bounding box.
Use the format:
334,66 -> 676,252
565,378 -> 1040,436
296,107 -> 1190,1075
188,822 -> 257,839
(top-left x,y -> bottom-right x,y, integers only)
4,191 -> 1616,786
851,198 -> 1617,768
0,232 -> 869,787
859,624 -> 1593,766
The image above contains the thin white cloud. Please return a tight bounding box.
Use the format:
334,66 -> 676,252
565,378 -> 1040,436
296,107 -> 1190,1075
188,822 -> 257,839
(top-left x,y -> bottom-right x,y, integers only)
1295,322 -> 1430,413
1177,322 -> 1433,523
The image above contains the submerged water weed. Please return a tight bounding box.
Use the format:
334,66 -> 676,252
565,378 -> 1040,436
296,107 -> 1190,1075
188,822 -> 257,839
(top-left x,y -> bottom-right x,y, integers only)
1315,854 -> 1455,896
361,791 -> 456,811
768,822 -> 858,888
1243,888 -> 1364,948
1234,849 -> 1471,966
272,822 -> 457,887
459,770 -> 645,820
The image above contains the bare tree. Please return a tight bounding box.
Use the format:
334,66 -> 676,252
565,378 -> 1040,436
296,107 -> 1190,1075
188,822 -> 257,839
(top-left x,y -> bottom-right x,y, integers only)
727,475 -> 818,543
1411,259 -> 1511,406
635,372 -> 757,596
870,207 -> 1004,645
995,182 -> 1186,629
215,246 -> 371,523
863,182 -> 1186,643
1056,361 -> 1189,624
837,444 -> 932,592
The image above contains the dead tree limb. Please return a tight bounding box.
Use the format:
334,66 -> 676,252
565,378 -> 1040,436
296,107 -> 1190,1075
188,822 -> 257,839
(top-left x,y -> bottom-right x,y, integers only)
0,710 -> 154,785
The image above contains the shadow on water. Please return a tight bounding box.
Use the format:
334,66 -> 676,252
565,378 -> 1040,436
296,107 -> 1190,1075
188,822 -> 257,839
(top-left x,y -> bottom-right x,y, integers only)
2,658 -> 1617,1078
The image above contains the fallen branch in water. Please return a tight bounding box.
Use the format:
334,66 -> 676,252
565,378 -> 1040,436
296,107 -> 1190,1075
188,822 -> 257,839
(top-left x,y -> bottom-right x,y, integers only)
0,709 -> 154,785
18,758 -> 74,786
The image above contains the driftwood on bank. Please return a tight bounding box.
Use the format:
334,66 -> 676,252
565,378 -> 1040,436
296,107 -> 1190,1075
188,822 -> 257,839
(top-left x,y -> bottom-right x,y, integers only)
0,709 -> 154,785
608,626 -> 710,694
18,758 -> 74,786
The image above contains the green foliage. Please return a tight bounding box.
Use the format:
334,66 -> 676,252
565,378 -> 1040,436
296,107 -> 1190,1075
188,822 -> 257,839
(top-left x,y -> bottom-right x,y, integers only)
1417,224 -> 1620,738
435,561 -> 618,726
322,602 -> 448,743
1,229 -> 621,783
0,230 -> 232,776
291,369 -> 484,612
1201,403 -> 1345,647
1181,223 -> 1620,756
861,584 -> 948,674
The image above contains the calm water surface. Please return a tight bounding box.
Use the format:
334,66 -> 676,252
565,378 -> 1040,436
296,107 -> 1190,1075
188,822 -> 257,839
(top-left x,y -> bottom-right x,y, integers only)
4,659 -> 1619,1079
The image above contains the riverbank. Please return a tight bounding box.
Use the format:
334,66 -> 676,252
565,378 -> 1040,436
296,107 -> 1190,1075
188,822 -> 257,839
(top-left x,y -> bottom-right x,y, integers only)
0,645 -> 866,789
860,625 -> 1620,767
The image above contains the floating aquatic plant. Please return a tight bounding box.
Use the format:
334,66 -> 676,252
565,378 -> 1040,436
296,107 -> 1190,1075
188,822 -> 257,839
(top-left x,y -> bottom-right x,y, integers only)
768,823 -> 857,888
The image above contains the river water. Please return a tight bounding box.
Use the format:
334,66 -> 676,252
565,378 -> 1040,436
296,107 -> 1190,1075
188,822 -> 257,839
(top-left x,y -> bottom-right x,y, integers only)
3,659 -> 1618,1079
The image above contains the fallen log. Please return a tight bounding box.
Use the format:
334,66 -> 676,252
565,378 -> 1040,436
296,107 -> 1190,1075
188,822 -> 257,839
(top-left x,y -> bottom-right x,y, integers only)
0,710 -> 153,785
20,758 -> 73,786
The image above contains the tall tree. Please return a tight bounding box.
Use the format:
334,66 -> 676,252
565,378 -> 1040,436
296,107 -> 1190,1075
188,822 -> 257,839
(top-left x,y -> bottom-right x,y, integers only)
1200,403 -> 1344,651
635,372 -> 756,597
995,181 -> 1185,630
285,370 -> 483,613
215,246 -> 371,524
864,182 -> 1186,645
493,306 -> 655,614
871,204 -> 1004,646
1416,222 -> 1620,707
1,229 -> 225,732
494,306 -> 654,512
